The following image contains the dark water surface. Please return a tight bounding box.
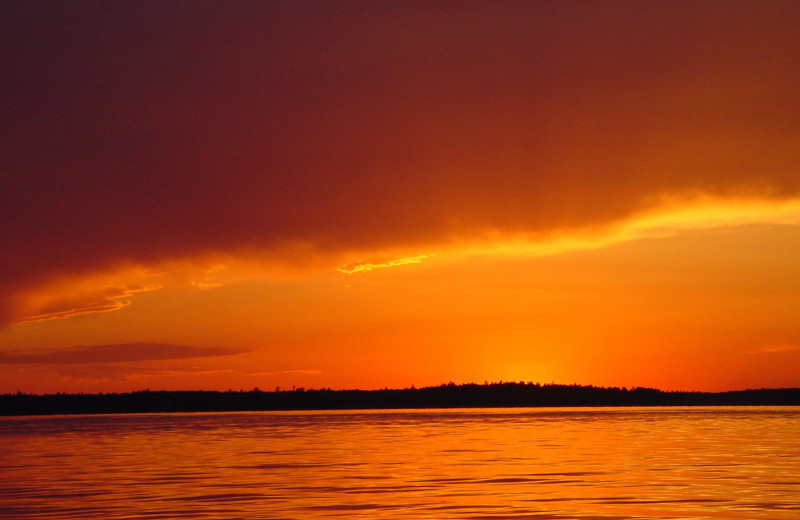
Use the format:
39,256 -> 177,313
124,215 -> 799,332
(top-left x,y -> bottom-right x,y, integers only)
1,407 -> 798,519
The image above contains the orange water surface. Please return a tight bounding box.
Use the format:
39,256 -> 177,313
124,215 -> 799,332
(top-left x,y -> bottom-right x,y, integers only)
1,407 -> 798,519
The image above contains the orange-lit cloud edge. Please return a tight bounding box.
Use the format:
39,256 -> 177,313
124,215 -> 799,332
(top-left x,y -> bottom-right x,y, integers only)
9,193 -> 800,325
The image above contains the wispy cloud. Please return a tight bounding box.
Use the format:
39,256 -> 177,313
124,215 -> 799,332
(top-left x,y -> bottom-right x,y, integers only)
337,254 -> 433,274
190,280 -> 224,290
244,369 -> 322,376
0,343 -> 248,364
15,284 -> 161,323
747,344 -> 800,355
4,364 -> 318,386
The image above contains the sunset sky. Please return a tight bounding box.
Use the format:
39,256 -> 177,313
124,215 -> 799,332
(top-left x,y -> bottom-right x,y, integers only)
3,1 -> 800,394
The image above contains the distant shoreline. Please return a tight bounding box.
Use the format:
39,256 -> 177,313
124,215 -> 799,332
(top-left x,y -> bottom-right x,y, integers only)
2,382 -> 800,416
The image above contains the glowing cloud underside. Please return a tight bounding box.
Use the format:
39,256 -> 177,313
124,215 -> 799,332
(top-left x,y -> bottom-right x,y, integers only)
337,254 -> 434,274
15,284 -> 162,324
8,197 -> 800,325
332,197 -> 800,272
449,197 -> 800,260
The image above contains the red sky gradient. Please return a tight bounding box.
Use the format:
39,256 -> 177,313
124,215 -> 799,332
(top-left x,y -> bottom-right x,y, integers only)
2,1 -> 800,393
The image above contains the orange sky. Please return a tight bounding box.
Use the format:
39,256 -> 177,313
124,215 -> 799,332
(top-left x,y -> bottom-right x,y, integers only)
2,1 -> 800,393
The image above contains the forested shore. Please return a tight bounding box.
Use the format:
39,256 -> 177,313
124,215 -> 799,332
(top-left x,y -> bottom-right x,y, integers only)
3,382 -> 800,416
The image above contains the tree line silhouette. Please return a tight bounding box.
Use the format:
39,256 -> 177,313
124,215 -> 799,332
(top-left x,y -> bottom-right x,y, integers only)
2,381 -> 800,416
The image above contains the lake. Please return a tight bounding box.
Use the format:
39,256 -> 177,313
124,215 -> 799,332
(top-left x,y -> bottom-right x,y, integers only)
1,407 -> 798,519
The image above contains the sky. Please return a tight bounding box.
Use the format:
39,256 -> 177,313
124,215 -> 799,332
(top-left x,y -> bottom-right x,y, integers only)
2,0 -> 800,394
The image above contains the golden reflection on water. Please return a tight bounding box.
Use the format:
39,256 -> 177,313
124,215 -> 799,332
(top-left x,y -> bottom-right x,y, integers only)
1,407 -> 799,519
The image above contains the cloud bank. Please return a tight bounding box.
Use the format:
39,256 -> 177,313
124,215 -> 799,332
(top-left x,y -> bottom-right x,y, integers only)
3,2 -> 800,323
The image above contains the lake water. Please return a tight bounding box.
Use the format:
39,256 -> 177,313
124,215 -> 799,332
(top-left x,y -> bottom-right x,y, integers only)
1,407 -> 798,519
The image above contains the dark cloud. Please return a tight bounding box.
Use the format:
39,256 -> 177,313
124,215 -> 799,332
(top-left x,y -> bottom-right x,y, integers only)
3,1 -> 800,321
0,343 -> 248,365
